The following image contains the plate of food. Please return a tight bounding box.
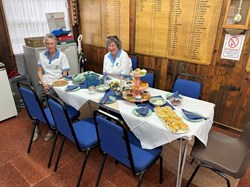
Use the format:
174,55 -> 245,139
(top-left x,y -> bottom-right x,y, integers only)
149,97 -> 167,106
96,84 -> 110,92
52,79 -> 69,87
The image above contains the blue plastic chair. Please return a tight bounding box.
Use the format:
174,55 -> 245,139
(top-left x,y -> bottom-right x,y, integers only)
129,55 -> 138,70
17,82 -> 80,168
94,110 -> 163,187
139,67 -> 156,88
173,73 -> 203,99
47,95 -> 98,187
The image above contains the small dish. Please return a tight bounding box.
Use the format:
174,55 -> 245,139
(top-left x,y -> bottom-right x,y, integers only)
169,96 -> 183,106
135,95 -> 142,101
132,107 -> 152,117
149,97 -> 167,106
96,84 -> 110,92
126,93 -> 133,101
88,86 -> 96,94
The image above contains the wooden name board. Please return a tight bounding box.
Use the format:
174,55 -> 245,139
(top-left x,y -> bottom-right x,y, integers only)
79,0 -> 130,50
135,0 -> 223,65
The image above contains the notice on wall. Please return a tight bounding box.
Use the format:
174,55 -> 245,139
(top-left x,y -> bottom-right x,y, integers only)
79,0 -> 129,50
221,34 -> 245,61
46,12 -> 66,32
135,0 -> 223,65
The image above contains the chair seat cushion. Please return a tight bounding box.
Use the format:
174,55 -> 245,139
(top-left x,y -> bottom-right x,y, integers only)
73,117 -> 98,149
191,131 -> 246,178
130,143 -> 162,172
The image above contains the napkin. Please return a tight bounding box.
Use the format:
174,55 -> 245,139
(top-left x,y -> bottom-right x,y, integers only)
136,103 -> 154,111
182,109 -> 204,120
167,91 -> 181,99
99,95 -> 114,104
66,85 -> 80,91
135,105 -> 150,116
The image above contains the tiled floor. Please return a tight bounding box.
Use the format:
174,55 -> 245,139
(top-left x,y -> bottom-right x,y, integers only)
0,109 -> 249,187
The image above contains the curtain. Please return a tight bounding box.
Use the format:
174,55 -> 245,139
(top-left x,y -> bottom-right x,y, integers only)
2,0 -> 71,54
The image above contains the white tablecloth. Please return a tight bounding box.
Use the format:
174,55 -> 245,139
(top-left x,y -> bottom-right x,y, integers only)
54,82 -> 215,149
118,87 -> 215,149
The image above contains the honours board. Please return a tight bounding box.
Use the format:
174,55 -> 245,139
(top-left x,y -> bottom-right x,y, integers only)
79,0 -> 129,50
135,0 -> 223,65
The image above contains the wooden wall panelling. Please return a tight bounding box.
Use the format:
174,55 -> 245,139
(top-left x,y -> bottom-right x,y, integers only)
239,72 -> 250,129
233,30 -> 250,129
79,0 -> 250,130
0,0 -> 17,73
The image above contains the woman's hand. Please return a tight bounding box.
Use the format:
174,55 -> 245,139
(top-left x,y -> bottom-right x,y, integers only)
42,83 -> 51,93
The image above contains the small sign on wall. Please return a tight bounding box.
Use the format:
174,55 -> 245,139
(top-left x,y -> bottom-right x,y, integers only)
221,34 -> 245,61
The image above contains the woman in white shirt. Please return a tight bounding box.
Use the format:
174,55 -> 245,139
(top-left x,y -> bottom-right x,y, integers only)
103,35 -> 131,79
35,33 -> 70,142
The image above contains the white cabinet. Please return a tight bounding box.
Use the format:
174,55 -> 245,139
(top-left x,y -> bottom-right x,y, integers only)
23,43 -> 79,91
0,67 -> 17,121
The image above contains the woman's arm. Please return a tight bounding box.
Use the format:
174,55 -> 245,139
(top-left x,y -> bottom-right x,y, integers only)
37,66 -> 50,92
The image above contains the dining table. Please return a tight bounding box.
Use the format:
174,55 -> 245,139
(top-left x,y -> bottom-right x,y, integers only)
53,75 -> 215,187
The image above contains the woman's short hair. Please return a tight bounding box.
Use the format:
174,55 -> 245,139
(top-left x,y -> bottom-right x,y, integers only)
106,35 -> 122,50
43,33 -> 57,46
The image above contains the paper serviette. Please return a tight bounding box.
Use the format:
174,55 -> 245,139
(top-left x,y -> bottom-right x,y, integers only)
182,109 -> 203,120
135,105 -> 149,116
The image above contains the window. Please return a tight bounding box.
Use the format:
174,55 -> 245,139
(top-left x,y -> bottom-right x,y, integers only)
2,0 -> 71,54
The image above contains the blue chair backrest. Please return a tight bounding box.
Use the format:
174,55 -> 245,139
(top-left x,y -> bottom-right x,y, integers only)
95,115 -> 132,168
173,79 -> 201,99
18,86 -> 47,124
130,56 -> 138,70
140,73 -> 154,88
47,98 -> 76,143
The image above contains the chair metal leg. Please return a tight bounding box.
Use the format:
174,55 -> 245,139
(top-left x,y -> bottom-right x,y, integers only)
137,171 -> 145,187
47,131 -> 59,168
54,136 -> 66,172
201,164 -> 231,187
95,154 -> 107,187
76,149 -> 91,187
27,120 -> 39,153
159,155 -> 163,184
186,163 -> 231,187
186,163 -> 201,187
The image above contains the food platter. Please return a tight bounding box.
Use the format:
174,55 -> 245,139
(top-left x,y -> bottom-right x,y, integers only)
52,79 -> 69,87
154,106 -> 189,133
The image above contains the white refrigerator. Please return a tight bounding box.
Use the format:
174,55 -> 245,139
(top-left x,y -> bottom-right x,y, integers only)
0,63 -> 18,121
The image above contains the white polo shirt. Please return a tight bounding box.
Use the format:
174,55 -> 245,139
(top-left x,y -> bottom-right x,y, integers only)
37,50 -> 70,85
103,49 -> 132,76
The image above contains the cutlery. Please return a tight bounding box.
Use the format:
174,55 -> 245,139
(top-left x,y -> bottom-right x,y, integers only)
102,96 -> 109,104
138,106 -> 148,115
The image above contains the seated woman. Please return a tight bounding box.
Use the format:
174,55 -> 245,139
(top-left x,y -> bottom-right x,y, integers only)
103,35 -> 132,79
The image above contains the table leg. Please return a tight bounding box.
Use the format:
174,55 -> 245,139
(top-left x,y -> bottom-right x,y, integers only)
176,138 -> 189,187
